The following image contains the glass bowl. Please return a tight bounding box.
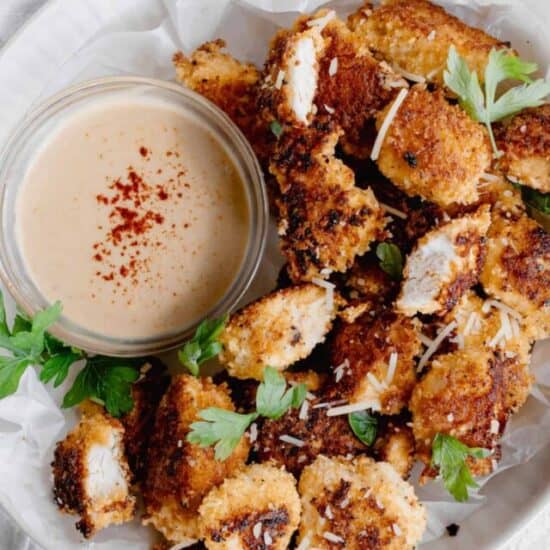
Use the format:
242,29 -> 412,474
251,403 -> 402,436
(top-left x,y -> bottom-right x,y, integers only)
0,77 -> 268,356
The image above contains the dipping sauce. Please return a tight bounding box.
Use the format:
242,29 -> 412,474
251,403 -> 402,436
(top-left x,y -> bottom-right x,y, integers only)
16,98 -> 250,339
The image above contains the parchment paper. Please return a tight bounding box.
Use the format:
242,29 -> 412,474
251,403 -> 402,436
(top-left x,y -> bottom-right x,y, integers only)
0,1 -> 548,548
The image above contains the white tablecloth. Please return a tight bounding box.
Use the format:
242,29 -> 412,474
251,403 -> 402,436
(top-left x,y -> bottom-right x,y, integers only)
0,1 -> 548,549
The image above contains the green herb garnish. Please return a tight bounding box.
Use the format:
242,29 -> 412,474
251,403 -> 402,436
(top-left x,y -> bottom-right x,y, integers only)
431,433 -> 490,502
376,242 -> 403,280
270,120 -> 284,139
187,366 -> 306,460
348,410 -> 378,446
178,315 -> 228,376
444,46 -> 550,157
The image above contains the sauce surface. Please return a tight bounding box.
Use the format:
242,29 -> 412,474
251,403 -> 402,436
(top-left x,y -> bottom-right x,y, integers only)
16,99 -> 249,339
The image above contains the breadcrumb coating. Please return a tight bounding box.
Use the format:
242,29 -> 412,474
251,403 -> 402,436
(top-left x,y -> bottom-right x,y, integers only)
219,283 -> 340,380
397,206 -> 491,316
271,123 -> 387,282
349,0 -> 509,86
199,464 -> 300,550
329,310 -> 422,414
52,409 -> 135,538
142,375 -> 249,543
297,455 -> 426,549
480,204 -> 550,340
373,416 -> 416,479
495,104 -> 550,193
374,84 -> 492,208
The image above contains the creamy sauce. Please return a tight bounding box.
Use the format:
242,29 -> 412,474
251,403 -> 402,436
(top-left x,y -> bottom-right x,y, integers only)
16,99 -> 249,339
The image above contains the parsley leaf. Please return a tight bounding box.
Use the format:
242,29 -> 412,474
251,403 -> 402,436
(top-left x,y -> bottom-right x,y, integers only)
187,366 -> 307,460
0,294 -> 62,398
62,356 -> 141,417
444,45 -> 550,157
348,411 -> 378,446
256,366 -> 307,419
431,433 -> 490,502
376,242 -> 403,280
270,120 -> 284,139
188,408 -> 258,460
178,315 -> 227,376
522,187 -> 550,215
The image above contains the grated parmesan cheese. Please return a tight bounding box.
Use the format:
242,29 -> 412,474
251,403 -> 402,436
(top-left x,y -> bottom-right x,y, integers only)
385,352 -> 398,385
484,299 -> 523,321
312,277 -> 335,311
418,333 -> 434,347
249,423 -> 258,442
296,533 -> 312,550
264,531 -> 273,546
299,399 -> 310,420
323,532 -> 345,544
325,505 -> 334,519
367,372 -> 388,393
500,310 -> 513,341
392,523 -> 402,536
427,30 -> 436,41
480,172 -> 501,182
329,57 -> 338,76
313,399 -> 347,409
275,69 -> 285,89
463,311 -> 480,336
392,64 -> 426,83
324,104 -> 335,114
168,541 -> 199,550
326,400 -> 381,416
279,434 -> 305,447
417,321 -> 457,372
370,88 -> 409,161
306,10 -> 336,30
490,419 -> 500,434
379,201 -> 407,219
253,522 -> 262,539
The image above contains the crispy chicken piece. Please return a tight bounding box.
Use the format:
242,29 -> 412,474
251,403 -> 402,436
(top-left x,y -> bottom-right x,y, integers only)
255,395 -> 366,477
142,375 -> 249,543
349,0 -> 509,86
174,40 -> 274,167
374,84 -> 492,208
495,104 -> 550,193
397,206 -> 491,316
219,283 -> 341,380
271,124 -> 387,282
198,464 -> 301,549
297,455 -> 426,549
52,409 -> 135,538
329,310 -> 422,414
258,9 -> 406,156
373,416 -> 415,479
480,205 -> 550,340
410,348 -> 531,479
121,359 -> 169,483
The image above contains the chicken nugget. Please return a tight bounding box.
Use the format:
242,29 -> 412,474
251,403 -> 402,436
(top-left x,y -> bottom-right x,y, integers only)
495,104 -> 550,193
297,455 -> 426,549
397,206 -> 491,316
199,463 -> 300,550
349,0 -> 509,86
480,205 -> 550,339
271,124 -> 387,282
328,310 -> 422,414
52,409 -> 135,538
219,283 -> 341,380
374,84 -> 492,208
373,415 -> 415,479
142,375 -> 249,543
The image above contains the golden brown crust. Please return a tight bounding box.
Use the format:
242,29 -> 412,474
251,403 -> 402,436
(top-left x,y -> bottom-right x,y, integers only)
52,411 -> 135,538
373,416 -> 415,479
349,0 -> 509,86
199,464 -> 301,550
480,206 -> 550,339
219,283 -> 341,380
297,455 -> 426,549
375,84 -> 491,207
329,310 -> 422,414
495,104 -> 550,192
271,124 -> 387,282
142,375 -> 249,542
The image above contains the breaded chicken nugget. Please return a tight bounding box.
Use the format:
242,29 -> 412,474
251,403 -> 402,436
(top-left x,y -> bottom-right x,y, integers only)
174,40 -> 274,166
410,348 -> 530,479
219,283 -> 340,380
480,206 -> 550,339
329,310 -> 422,414
374,84 -> 492,207
271,124 -> 387,282
199,464 -> 300,550
52,409 -> 135,538
297,455 -> 426,549
495,104 -> 550,193
255,395 -> 366,476
142,375 -> 249,543
259,10 -> 406,157
349,0 -> 508,86
397,206 -> 491,316
373,416 -> 415,479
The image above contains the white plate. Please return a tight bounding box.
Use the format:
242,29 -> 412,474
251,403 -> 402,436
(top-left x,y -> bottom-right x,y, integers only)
0,1 -> 548,549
